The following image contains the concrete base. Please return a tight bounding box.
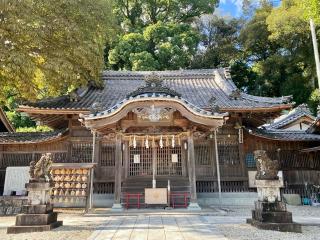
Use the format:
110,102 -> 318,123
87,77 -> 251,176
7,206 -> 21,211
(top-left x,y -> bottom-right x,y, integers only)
248,200 -> 302,233
247,219 -> 301,233
187,202 -> 201,211
7,221 -> 63,234
7,202 -> 63,233
111,203 -> 123,212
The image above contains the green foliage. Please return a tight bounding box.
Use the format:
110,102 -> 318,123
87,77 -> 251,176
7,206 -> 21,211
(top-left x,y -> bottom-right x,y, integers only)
299,0 -> 320,24
191,16 -> 242,69
109,22 -> 200,70
309,89 -> 320,114
113,0 -> 219,30
16,125 -> 53,133
108,0 -> 218,70
1,0 -> 116,103
5,111 -> 36,129
232,0 -> 317,105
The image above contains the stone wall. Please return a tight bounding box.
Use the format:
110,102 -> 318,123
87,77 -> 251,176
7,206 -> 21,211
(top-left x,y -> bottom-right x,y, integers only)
0,196 -> 28,215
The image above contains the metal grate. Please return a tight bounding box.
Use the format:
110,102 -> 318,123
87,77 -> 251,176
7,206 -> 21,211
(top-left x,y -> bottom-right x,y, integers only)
157,146 -> 182,176
100,144 -> 115,166
129,146 -> 152,176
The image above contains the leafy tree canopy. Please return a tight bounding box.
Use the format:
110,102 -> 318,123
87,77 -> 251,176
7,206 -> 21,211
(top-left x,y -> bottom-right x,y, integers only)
299,0 -> 320,24
113,0 -> 219,30
108,0 -> 219,70
108,21 -> 200,70
1,0 -> 115,103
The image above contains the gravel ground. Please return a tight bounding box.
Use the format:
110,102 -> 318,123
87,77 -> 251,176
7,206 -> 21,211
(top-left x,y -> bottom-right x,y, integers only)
217,224 -> 320,240
219,204 -> 320,217
1,205 -> 320,240
0,213 -> 107,240
215,205 -> 320,240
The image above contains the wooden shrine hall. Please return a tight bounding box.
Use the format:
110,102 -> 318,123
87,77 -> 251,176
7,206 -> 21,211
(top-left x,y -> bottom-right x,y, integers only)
1,69 -> 320,210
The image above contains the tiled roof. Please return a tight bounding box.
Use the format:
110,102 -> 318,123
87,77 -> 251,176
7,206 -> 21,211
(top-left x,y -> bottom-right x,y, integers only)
264,104 -> 315,130
20,69 -> 292,112
0,129 -> 67,144
248,128 -> 320,142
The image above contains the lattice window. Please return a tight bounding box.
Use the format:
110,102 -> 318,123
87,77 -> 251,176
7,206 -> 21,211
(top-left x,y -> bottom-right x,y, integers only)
218,142 -> 240,165
157,146 -> 182,176
100,144 -> 115,166
1,153 -> 33,168
129,147 -> 152,176
195,144 -> 210,165
71,143 -> 92,163
245,153 -> 256,168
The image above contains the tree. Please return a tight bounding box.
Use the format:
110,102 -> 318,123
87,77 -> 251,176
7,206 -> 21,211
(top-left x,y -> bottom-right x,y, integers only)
109,22 -> 200,70
0,0 -> 115,103
299,0 -> 320,24
107,0 -> 219,70
113,0 -> 219,30
191,15 -> 241,69
231,0 -> 316,105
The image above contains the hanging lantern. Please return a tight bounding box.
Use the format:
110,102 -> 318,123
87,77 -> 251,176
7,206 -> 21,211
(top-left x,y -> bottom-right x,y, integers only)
172,135 -> 175,148
160,135 -> 163,148
145,136 -> 149,149
133,135 -> 137,149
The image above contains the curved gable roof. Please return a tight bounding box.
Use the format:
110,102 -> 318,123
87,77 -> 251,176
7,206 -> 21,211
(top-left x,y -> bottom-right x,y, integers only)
19,68 -> 293,114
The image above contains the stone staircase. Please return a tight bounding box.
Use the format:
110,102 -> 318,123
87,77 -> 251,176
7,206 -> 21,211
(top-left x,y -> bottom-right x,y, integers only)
122,176 -> 190,194
121,176 -> 191,208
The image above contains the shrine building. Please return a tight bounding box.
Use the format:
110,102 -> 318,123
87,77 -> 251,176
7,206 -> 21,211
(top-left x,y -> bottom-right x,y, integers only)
1,68 -> 320,210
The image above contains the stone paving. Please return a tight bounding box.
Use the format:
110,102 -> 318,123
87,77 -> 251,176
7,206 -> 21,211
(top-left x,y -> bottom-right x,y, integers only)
88,215 -> 229,240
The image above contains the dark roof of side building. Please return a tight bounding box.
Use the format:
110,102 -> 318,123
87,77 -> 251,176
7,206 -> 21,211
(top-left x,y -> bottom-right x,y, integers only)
19,69 -> 293,113
0,129 -> 67,144
264,104 -> 315,130
247,128 -> 320,142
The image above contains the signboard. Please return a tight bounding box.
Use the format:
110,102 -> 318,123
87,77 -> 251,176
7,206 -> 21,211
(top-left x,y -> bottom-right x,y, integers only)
145,188 -> 168,204
134,154 -> 140,163
172,154 -> 178,163
248,171 -> 284,188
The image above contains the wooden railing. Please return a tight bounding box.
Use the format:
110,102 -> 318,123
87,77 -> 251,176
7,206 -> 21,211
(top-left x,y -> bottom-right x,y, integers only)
196,180 -> 251,193
93,182 -> 114,194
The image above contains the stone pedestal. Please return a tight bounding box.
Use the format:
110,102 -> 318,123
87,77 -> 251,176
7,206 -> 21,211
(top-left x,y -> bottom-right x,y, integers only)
247,180 -> 301,233
7,182 -> 63,234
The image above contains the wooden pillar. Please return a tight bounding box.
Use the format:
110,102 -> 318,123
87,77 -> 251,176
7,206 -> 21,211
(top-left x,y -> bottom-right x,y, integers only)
181,142 -> 187,177
214,129 -> 222,206
187,131 -> 201,210
210,137 -> 218,192
112,133 -> 123,211
124,141 -> 129,179
152,146 -> 157,188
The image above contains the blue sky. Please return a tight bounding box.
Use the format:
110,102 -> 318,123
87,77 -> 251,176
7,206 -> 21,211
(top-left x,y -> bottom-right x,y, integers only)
217,0 -> 281,18
217,0 -> 245,18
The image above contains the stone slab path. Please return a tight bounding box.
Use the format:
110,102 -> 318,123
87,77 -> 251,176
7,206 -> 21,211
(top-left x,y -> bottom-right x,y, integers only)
88,215 -> 229,240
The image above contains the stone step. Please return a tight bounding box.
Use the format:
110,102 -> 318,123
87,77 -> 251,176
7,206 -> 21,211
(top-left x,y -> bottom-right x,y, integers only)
7,221 -> 63,234
15,212 -> 58,226
252,210 -> 293,223
247,219 -> 302,233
